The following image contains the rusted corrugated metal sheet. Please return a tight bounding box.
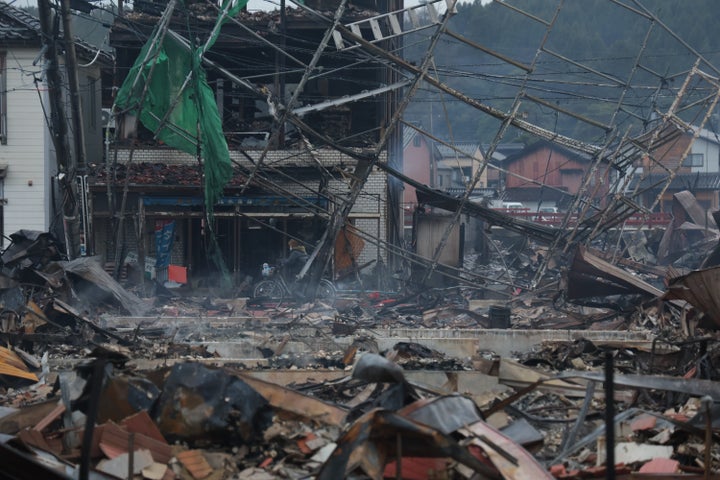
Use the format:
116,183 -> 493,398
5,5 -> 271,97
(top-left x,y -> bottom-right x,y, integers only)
461,420 -> 553,480
334,225 -> 365,272
665,266 -> 720,327
120,410 -> 167,444
99,422 -> 172,464
233,370 -> 348,426
316,409 -> 501,480
383,457 -> 451,480
567,246 -> 663,300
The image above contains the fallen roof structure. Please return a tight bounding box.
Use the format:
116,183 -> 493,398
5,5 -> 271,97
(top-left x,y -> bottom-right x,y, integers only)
5,0 -> 720,477
94,0 -> 720,297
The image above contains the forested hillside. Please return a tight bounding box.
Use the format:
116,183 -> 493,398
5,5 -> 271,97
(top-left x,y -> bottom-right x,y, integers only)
403,0 -> 720,143
21,0 -> 720,146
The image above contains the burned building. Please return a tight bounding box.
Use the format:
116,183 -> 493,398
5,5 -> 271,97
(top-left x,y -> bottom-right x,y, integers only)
0,3 -> 111,249
65,0 -> 720,294
88,0 -> 424,286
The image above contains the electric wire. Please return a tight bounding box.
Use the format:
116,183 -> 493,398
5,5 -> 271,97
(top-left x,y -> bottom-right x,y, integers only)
29,0 -> 720,291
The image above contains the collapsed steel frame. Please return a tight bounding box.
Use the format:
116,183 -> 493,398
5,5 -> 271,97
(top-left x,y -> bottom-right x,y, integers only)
110,0 -> 720,294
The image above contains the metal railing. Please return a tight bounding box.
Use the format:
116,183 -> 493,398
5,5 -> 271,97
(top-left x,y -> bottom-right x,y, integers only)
492,208 -> 672,228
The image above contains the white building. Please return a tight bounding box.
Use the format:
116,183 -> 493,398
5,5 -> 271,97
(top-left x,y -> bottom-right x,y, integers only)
686,127 -> 720,173
0,3 -> 109,246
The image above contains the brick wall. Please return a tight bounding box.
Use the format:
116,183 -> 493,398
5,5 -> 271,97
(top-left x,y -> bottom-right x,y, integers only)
115,148 -> 366,167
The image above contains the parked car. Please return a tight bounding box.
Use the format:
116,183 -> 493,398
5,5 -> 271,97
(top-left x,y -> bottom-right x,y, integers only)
501,202 -> 526,210
535,206 -> 559,223
538,206 -> 558,214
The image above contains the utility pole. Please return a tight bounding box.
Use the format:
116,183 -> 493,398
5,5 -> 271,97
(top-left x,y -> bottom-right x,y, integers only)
61,0 -> 88,256
61,0 -> 86,173
38,0 -> 81,259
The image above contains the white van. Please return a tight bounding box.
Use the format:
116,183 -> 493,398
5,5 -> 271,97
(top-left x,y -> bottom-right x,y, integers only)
538,206 -> 558,214
535,206 -> 559,223
501,202 -> 525,210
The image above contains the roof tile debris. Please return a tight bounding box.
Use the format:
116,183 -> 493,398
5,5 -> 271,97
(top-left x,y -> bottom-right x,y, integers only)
1,188 -> 720,478
88,162 -> 249,187
0,2 -> 41,41
0,2 -> 112,62
121,2 -> 381,29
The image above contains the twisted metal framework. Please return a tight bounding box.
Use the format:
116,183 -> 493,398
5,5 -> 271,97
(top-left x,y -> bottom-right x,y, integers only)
114,0 -> 720,293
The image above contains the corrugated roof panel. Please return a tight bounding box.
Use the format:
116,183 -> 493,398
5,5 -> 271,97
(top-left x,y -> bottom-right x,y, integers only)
0,3 -> 40,42
436,142 -> 481,158
627,172 -> 720,191
0,362 -> 38,381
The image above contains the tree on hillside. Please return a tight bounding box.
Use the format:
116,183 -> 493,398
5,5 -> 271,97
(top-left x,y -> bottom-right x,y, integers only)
403,0 -> 720,143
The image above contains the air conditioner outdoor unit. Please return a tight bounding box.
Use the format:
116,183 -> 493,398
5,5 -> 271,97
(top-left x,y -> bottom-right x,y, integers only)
101,108 -> 116,129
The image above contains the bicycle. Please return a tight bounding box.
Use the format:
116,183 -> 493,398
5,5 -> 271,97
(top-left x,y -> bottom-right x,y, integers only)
253,264 -> 337,301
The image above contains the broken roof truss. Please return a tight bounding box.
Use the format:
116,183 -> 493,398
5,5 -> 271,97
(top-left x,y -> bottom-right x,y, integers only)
110,0 -> 720,295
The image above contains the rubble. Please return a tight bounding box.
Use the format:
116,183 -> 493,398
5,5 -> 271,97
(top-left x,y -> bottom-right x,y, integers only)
2,186 -> 720,479
2,327 -> 719,480
7,0 -> 720,471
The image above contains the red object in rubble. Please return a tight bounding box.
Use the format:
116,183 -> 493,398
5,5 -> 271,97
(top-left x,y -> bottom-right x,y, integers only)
639,458 -> 680,474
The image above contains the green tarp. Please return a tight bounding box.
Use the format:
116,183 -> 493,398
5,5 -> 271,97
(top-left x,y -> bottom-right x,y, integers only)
114,0 -> 247,287
114,0 -> 246,210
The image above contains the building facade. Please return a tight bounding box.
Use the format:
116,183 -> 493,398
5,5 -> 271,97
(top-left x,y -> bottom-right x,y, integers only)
94,0 -> 403,286
628,127 -> 720,212
0,3 -> 108,246
502,140 -> 610,211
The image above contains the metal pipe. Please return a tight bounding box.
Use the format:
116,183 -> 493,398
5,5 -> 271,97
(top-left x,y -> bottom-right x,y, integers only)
702,395 -> 713,480
605,352 -> 615,480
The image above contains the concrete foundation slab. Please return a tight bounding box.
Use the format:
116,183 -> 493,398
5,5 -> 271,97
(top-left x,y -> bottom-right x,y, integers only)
100,316 -> 664,359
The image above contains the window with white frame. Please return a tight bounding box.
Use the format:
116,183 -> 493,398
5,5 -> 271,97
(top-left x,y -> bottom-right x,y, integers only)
683,153 -> 704,167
